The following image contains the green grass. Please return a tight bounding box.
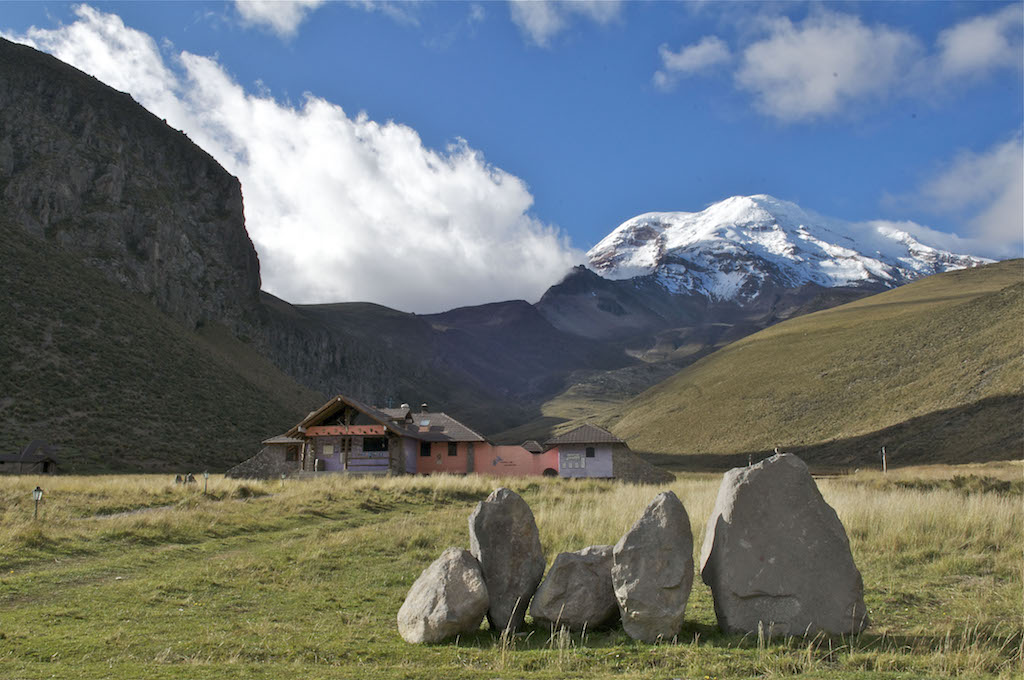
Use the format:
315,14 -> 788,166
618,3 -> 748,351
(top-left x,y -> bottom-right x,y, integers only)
0,219 -> 323,473
612,260 -> 1024,466
0,469 -> 1020,679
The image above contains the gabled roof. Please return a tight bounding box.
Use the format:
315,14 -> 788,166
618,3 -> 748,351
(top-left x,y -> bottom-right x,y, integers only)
2,441 -> 60,464
285,395 -> 487,443
409,412 -> 487,442
521,440 -> 544,453
285,395 -> 408,438
0,454 -> 58,464
544,423 -> 623,446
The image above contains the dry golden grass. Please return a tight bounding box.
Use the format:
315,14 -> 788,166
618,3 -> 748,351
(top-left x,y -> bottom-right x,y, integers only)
0,468 -> 1020,679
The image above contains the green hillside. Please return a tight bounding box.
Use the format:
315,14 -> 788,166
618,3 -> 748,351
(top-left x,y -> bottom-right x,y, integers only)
612,260 -> 1023,468
0,219 -> 324,473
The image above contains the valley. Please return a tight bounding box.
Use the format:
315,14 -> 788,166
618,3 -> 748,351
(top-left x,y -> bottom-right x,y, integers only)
1,36 -> 1018,475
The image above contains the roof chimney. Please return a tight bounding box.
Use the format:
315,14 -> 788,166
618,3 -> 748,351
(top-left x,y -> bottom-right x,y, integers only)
400,403 -> 410,410
421,403 -> 428,413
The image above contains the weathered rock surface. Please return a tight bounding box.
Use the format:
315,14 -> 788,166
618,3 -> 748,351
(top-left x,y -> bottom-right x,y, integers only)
0,37 -> 261,333
612,491 -> 694,642
397,547 -> 489,644
468,487 -> 545,633
530,545 -> 618,631
700,453 -> 869,636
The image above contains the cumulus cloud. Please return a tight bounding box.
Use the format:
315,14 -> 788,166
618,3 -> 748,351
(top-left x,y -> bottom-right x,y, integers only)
509,0 -> 621,47
735,12 -> 921,120
657,7 -> 1023,122
11,5 -> 581,312
234,0 -> 325,38
915,135 -> 1023,256
937,4 -> 1023,77
654,36 -> 731,91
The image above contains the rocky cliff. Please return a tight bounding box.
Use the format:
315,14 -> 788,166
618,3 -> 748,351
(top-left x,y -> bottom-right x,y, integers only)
0,38 -> 261,332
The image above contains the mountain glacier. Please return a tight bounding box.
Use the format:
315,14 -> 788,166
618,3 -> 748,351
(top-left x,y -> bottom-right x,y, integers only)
587,195 -> 991,302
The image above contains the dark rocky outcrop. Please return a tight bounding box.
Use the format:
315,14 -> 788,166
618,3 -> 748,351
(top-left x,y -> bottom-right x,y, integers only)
700,454 -> 869,636
0,38 -> 261,333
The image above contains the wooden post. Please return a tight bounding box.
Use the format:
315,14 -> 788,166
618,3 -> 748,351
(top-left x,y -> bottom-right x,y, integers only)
881,446 -> 887,474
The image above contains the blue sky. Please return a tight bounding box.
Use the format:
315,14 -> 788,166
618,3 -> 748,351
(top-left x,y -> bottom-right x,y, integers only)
2,1 -> 1021,312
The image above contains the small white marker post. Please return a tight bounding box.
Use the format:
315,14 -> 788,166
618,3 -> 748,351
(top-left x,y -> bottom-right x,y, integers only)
881,446 -> 887,474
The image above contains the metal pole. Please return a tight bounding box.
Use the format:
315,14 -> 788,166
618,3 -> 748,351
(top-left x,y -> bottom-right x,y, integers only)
34,497 -> 38,520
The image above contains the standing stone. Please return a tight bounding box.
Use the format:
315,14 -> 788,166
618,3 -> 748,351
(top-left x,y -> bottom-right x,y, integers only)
700,453 -> 869,636
468,487 -> 545,633
611,491 -> 694,642
397,547 -> 489,644
530,545 -> 618,631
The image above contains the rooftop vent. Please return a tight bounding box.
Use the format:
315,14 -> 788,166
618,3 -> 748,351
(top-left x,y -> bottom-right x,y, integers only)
400,403 -> 410,410
421,403 -> 428,412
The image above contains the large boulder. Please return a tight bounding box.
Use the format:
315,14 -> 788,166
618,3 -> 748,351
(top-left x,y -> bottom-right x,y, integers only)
700,453 -> 869,636
530,545 -> 618,631
611,491 -> 694,642
397,547 -> 489,644
468,487 -> 545,633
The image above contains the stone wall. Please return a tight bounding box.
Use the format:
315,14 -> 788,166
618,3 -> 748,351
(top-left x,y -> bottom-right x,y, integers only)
225,444 -> 301,479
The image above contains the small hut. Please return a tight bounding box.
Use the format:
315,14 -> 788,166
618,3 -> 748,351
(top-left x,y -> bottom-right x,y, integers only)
0,441 -> 60,475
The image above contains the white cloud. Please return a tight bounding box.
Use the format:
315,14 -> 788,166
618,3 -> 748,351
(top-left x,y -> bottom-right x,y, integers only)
658,7 -> 1023,122
915,135 -> 1023,256
735,12 -> 921,121
509,0 -> 621,47
234,0 -> 325,39
866,220 -> 1004,261
11,5 -> 581,313
937,4 -> 1023,77
654,36 -> 731,91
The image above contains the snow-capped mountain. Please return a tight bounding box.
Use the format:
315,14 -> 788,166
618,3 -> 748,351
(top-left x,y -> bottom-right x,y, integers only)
587,195 -> 991,302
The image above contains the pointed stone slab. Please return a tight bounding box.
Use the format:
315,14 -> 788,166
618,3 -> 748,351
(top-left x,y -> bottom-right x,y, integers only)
612,491 -> 694,642
530,545 -> 618,632
397,547 -> 489,644
700,453 -> 870,636
468,487 -> 545,633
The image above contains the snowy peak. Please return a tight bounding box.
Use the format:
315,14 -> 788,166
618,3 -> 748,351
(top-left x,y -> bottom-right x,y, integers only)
587,195 -> 991,302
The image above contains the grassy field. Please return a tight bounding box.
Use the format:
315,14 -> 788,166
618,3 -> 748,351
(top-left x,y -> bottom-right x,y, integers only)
0,466 -> 1020,679
613,260 -> 1024,467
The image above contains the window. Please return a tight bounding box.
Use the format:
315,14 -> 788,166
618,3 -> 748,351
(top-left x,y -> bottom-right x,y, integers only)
420,441 -> 431,457
448,442 -> 458,457
585,447 -> 596,458
363,436 -> 389,452
322,443 -> 335,458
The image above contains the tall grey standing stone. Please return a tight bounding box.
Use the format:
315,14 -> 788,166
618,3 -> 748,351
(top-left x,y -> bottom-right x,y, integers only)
468,487 -> 545,633
611,491 -> 694,642
700,453 -> 869,636
397,547 -> 489,644
530,545 -> 618,631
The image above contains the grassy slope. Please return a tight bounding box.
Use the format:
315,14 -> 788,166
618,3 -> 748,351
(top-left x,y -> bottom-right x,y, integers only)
612,260 -> 1024,466
0,220 -> 324,472
0,470 -> 1020,679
